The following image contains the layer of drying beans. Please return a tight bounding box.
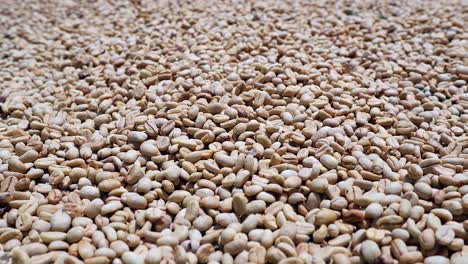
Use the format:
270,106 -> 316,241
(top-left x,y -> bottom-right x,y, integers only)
0,0 -> 467,263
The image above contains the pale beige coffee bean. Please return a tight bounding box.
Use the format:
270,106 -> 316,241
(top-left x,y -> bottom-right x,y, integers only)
8,158 -> 27,173
320,154 -> 338,169
50,210 -> 71,232
67,226 -> 84,243
40,231 -> 67,243
424,256 -> 450,264
400,251 -> 423,264
435,225 -> 455,246
19,242 -> 48,256
414,182 -> 433,200
419,229 -> 435,251
360,240 -> 381,263
407,164 -> 423,180
98,179 -> 121,192
110,240 -> 130,257
80,186 -> 101,199
122,252 -> 144,264
11,248 -> 30,264
78,240 -> 96,260
310,178 -> 328,193
365,203 -> 383,219
48,241 -> 69,251
84,256 -> 111,264
390,239 -> 408,260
